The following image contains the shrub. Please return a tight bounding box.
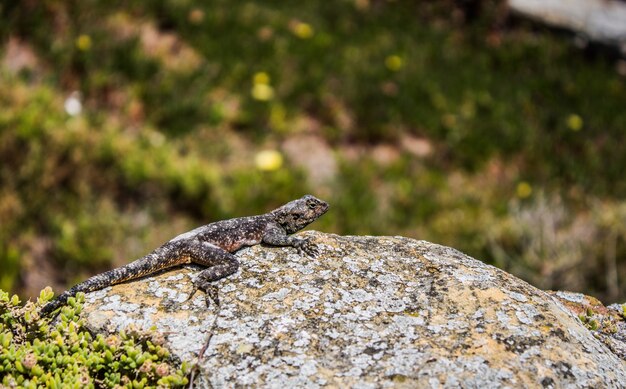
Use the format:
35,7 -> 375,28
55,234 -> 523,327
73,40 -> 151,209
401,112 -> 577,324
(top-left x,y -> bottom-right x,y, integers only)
0,288 -> 189,388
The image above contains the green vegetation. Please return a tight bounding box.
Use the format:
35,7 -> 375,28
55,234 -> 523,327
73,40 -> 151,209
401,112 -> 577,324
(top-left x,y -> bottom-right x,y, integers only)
0,288 -> 188,388
578,307 -> 600,331
1,1 -> 625,303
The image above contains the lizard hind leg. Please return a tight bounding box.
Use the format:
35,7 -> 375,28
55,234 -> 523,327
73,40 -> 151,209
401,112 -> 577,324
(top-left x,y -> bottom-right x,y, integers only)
182,241 -> 240,307
190,257 -> 239,307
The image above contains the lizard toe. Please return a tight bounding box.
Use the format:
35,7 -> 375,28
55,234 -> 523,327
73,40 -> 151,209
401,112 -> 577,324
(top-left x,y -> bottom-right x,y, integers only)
205,285 -> 220,307
193,278 -> 220,307
300,240 -> 319,258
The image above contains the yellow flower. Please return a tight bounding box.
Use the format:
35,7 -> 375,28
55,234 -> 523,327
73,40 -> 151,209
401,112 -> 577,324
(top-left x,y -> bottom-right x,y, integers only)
252,72 -> 274,101
566,114 -> 583,131
255,150 -> 283,171
251,84 -> 274,101
516,181 -> 532,199
385,55 -> 403,71
253,72 -> 271,85
293,22 -> 314,39
75,35 -> 92,51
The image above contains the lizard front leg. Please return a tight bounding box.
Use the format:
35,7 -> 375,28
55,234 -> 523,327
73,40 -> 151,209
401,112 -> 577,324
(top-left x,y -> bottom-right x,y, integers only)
262,227 -> 319,257
184,241 -> 239,306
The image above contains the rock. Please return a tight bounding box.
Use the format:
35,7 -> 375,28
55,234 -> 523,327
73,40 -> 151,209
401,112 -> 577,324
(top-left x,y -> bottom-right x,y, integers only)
508,0 -> 626,53
81,232 -> 626,388
548,290 -> 626,361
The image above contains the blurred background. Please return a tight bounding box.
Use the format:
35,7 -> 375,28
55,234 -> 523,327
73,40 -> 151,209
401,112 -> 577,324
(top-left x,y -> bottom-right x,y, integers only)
1,1 -> 625,303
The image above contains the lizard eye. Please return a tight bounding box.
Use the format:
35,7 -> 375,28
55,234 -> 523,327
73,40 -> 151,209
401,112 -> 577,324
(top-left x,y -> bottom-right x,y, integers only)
307,201 -> 316,209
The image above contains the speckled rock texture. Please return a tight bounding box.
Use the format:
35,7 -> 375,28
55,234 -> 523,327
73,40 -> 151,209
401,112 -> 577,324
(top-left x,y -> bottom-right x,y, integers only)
548,290 -> 626,362
81,232 -> 626,388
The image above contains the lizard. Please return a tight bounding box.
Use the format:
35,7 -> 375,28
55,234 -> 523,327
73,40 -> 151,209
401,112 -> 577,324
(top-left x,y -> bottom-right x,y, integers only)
40,195 -> 329,315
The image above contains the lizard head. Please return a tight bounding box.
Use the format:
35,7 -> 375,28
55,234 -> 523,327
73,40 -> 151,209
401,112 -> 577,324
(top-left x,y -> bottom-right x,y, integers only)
272,195 -> 329,234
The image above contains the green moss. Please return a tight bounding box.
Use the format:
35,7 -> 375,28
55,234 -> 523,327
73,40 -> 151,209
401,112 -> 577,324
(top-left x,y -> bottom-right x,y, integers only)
0,288 -> 188,388
578,307 -> 603,332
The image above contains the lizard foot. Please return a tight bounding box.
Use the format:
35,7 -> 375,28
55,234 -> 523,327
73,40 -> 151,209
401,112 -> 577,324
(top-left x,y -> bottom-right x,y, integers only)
186,279 -> 220,307
294,238 -> 320,257
203,284 -> 220,307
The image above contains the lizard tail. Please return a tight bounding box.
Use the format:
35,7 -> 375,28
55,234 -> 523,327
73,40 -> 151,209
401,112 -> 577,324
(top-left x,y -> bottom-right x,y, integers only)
41,249 -> 176,316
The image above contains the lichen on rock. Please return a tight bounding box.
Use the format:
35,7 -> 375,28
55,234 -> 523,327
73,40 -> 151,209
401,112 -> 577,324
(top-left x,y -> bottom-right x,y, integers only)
81,232 -> 626,388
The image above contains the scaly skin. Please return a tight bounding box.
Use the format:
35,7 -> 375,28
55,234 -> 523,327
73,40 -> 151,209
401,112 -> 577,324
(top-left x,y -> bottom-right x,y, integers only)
41,195 -> 329,315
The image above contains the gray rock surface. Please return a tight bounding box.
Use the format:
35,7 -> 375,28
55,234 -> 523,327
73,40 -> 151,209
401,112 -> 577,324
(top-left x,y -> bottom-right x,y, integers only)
509,0 -> 626,52
549,290 -> 626,362
81,232 -> 626,388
